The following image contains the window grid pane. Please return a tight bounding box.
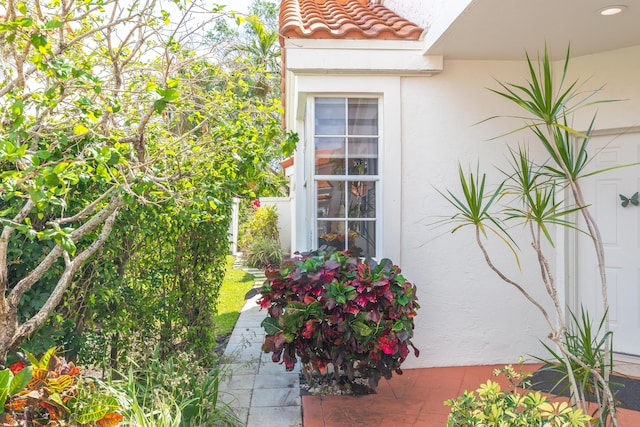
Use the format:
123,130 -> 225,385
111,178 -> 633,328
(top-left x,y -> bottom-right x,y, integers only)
314,97 -> 379,256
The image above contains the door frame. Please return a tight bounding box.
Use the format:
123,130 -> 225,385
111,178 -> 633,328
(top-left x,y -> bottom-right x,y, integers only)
565,125 -> 640,359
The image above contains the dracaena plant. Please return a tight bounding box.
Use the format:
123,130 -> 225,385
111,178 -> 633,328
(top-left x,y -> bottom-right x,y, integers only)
439,46 -> 625,425
257,247 -> 420,390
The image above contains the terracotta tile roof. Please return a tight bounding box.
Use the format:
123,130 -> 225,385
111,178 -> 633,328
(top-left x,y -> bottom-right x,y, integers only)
280,0 -> 424,41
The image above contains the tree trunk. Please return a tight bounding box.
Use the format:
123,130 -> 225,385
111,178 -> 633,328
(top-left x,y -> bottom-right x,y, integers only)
110,332 -> 119,373
0,304 -> 18,368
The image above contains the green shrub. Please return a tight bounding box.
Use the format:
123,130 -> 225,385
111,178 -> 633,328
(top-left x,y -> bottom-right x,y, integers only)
445,365 -> 592,426
238,205 -> 279,251
536,307 -> 616,425
245,238 -> 283,269
258,247 -> 420,390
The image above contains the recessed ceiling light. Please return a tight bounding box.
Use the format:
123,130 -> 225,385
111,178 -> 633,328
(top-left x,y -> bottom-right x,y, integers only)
598,5 -> 627,16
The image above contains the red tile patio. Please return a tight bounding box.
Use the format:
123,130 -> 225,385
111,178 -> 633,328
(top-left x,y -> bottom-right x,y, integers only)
301,364 -> 640,426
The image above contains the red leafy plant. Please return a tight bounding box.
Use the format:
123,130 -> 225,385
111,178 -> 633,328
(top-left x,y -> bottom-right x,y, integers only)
258,248 -> 420,390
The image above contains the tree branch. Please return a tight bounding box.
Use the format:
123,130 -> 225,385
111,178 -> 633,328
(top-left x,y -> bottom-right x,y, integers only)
8,196 -> 124,306
475,226 -> 554,330
0,200 -> 35,297
11,207 -> 120,350
53,188 -> 117,225
0,13 -> 138,98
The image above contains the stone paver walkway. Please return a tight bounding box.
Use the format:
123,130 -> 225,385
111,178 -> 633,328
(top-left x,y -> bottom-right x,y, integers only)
218,263 -> 302,427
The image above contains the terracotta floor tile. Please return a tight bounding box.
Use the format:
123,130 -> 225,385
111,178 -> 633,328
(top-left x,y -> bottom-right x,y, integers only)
302,365 -> 640,427
421,391 -> 456,414
372,378 -> 396,398
383,422 -> 416,427
413,412 -> 449,426
618,407 -> 640,424
317,395 -> 353,412
323,405 -> 384,427
301,396 -> 324,427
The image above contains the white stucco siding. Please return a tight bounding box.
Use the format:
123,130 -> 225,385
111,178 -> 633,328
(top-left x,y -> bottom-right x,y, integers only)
284,38 -> 640,367
398,59 -> 555,367
396,47 -> 640,367
568,46 -> 640,130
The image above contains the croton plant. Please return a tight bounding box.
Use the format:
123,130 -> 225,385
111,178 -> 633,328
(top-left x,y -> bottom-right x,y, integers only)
1,347 -> 121,426
257,247 -> 420,389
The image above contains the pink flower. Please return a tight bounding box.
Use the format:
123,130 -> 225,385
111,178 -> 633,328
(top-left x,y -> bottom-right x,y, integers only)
252,198 -> 261,210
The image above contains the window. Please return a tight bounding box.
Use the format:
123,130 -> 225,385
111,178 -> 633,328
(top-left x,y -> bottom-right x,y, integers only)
313,97 -> 379,257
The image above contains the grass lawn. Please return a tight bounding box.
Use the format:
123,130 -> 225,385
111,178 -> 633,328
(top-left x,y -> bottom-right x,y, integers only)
214,256 -> 256,339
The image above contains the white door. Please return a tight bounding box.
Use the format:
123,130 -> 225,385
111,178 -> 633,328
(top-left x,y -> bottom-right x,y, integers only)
576,129 -> 640,356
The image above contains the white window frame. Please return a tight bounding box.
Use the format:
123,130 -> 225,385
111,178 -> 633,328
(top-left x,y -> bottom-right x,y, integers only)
291,75 -> 402,262
310,96 -> 381,257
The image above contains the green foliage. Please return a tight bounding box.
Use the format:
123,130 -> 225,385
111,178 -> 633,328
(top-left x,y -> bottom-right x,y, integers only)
0,0 -> 296,367
245,238 -> 283,269
445,369 -> 592,426
241,204 -> 283,268
224,3 -> 282,100
258,247 -> 420,390
110,353 -> 241,427
1,347 -> 122,426
239,204 -> 280,250
537,308 -> 616,425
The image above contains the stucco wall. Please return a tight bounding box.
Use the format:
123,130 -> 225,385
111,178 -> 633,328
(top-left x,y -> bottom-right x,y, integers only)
259,197 -> 292,255
285,41 -> 640,367
383,0 -> 470,32
398,59 -> 551,367
398,46 -> 640,368
568,46 -> 640,129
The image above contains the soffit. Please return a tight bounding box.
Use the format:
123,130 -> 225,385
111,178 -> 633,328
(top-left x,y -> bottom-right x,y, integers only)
280,0 -> 424,42
424,0 -> 640,60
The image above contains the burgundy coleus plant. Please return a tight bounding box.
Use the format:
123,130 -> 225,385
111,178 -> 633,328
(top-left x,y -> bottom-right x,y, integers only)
258,247 -> 420,389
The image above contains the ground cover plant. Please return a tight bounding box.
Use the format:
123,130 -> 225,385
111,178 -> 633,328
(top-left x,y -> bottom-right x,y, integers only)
257,247 -> 419,391
446,364 -> 592,426
1,346 -> 242,427
240,205 -> 283,269
108,352 -> 241,427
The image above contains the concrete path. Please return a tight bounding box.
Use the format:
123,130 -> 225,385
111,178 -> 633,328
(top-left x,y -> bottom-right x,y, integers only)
218,265 -> 302,427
